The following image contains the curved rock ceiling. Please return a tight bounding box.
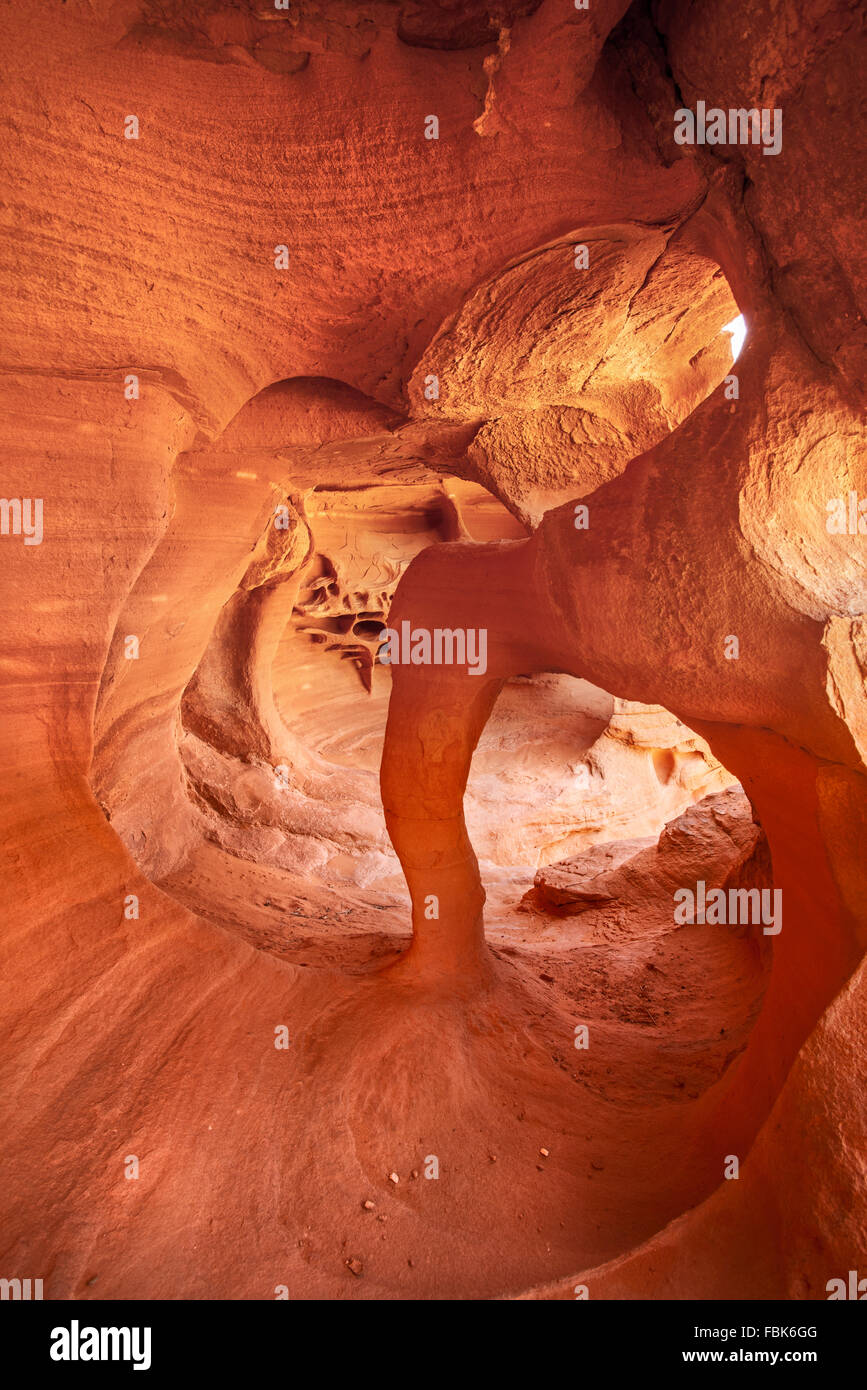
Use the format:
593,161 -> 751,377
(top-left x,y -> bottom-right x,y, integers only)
1,0 -> 865,1306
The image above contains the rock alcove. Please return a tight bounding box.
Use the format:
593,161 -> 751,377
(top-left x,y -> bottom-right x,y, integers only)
1,0 -> 865,1302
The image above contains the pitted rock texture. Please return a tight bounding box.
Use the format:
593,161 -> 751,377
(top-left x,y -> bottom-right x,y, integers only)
0,0 -> 865,1304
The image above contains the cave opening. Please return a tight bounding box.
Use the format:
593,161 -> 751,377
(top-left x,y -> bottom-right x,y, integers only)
83,245 -> 779,1295
4,0 -> 865,1314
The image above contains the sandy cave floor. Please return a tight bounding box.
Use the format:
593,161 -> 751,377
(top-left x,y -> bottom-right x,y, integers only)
143,841 -> 769,1300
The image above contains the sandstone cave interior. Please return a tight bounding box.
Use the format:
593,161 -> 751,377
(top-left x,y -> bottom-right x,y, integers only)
1,0 -> 865,1308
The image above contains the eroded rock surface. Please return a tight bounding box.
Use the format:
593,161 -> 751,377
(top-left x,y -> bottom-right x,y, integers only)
527,788 -> 764,920
0,0 -> 865,1304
